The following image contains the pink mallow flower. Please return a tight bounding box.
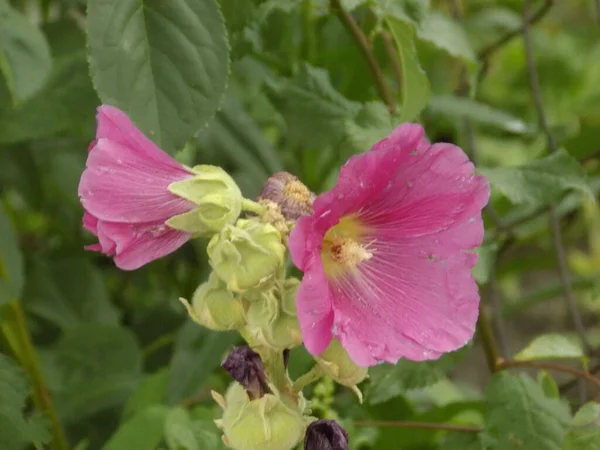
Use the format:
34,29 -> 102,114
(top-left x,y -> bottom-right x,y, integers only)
78,105 -> 196,270
289,124 -> 490,367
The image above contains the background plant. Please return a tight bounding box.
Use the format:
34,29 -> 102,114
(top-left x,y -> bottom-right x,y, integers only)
1,0 -> 600,449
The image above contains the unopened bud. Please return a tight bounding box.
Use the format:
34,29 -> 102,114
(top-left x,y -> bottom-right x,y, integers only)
315,339 -> 368,395
259,172 -> 315,221
167,165 -> 242,235
207,219 -> 286,292
222,346 -> 270,400
245,281 -> 302,350
180,272 -> 246,331
304,419 -> 349,450
221,383 -> 305,450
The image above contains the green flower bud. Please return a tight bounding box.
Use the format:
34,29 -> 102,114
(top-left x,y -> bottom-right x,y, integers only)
315,339 -> 368,397
245,280 -> 302,351
207,219 -> 286,292
180,272 -> 246,331
166,165 -> 242,235
221,383 -> 305,450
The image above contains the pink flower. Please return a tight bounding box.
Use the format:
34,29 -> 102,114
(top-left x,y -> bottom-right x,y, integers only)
78,105 -> 196,270
289,124 -> 490,367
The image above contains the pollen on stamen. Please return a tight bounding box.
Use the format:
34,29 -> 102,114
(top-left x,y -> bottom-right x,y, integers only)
328,237 -> 374,267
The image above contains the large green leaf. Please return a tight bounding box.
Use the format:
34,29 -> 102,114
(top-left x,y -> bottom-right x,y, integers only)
366,344 -> 471,405
417,12 -> 476,64
87,0 -> 230,153
0,205 -> 23,307
563,402 -> 600,450
41,324 -> 143,424
167,321 -> 238,404
480,150 -> 593,206
103,405 -> 169,450
0,0 -> 51,103
439,433 -> 484,450
342,101 -> 395,156
0,354 -> 50,450
23,258 -> 120,330
386,18 -> 431,122
514,334 -> 586,363
165,407 -> 224,450
123,368 -> 169,419
266,63 -> 361,149
483,372 -> 570,450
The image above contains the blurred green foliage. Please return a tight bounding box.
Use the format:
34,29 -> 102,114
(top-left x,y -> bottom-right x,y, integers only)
1,0 -> 600,449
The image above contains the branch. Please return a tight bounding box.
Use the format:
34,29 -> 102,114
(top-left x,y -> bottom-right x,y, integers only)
560,361 -> 600,393
478,0 -> 553,61
330,0 -> 396,114
476,305 -> 501,373
354,420 -> 482,433
522,0 -> 591,354
497,359 -> 600,390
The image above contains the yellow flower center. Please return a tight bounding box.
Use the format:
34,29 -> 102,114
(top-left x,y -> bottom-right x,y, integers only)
321,215 -> 373,278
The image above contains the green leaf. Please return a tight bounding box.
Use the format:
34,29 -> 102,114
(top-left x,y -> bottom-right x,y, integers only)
87,0 -> 230,153
266,63 -> 361,149
514,334 -> 586,363
123,368 -> 169,419
167,321 -> 238,404
480,150 -> 593,206
42,324 -> 143,424
428,95 -> 532,134
0,205 -> 23,306
537,371 -> 559,399
386,18 -> 431,122
0,0 -> 51,103
342,101 -> 395,156
103,406 -> 169,450
0,354 -> 50,450
165,407 -> 224,450
439,433 -> 484,450
417,12 -> 476,63
23,258 -> 120,330
367,344 -> 471,405
563,402 -> 600,450
483,372 -> 570,450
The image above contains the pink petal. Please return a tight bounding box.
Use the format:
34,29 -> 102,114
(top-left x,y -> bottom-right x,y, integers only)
100,220 -> 192,270
83,211 -> 99,235
331,237 -> 479,364
370,123 -> 430,154
79,138 -> 194,223
296,255 -> 335,355
95,105 -> 184,171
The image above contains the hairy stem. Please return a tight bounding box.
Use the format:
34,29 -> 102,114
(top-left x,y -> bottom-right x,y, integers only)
329,0 -> 396,114
2,301 -> 69,450
293,364 -> 324,392
497,359 -> 600,389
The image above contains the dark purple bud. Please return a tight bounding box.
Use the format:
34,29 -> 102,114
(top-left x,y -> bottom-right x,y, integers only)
221,345 -> 270,400
304,419 -> 349,450
259,172 -> 315,220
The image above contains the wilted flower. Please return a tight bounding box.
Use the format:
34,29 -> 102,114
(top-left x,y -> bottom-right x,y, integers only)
304,419 -> 348,450
78,105 -> 242,270
259,172 -> 316,220
289,124 -> 489,366
221,346 -> 270,400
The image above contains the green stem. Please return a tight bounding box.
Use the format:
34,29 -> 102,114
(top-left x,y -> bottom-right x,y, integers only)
241,199 -> 268,216
2,301 -> 69,450
293,364 -> 325,392
476,305 -> 500,373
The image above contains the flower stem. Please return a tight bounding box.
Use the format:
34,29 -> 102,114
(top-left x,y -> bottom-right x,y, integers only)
354,420 -> 482,433
241,199 -> 268,216
476,305 -> 500,373
1,301 -> 69,450
496,359 -> 600,390
293,365 -> 324,392
329,0 -> 396,114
